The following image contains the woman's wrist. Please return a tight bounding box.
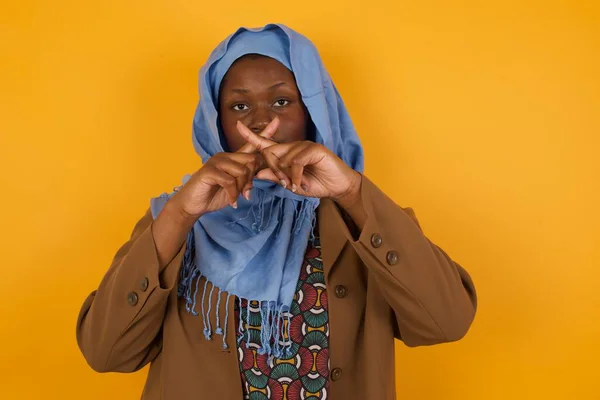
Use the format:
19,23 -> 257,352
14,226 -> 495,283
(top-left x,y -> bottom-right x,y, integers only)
332,171 -> 362,210
332,172 -> 367,232
152,199 -> 199,268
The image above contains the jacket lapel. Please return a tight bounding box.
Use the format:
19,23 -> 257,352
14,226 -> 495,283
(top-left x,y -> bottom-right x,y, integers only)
317,198 -> 349,280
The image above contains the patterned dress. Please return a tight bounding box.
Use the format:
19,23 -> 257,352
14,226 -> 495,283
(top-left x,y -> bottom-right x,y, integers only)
235,225 -> 330,399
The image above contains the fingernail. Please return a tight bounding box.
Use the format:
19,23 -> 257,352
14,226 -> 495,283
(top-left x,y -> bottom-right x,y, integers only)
244,190 -> 251,200
280,180 -> 287,189
231,201 -> 238,209
291,184 -> 297,192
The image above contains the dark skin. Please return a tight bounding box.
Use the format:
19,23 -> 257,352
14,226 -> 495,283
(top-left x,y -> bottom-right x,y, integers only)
151,54 -> 366,268
218,55 -> 309,152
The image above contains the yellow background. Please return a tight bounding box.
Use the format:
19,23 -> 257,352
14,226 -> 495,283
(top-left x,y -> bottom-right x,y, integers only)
1,0 -> 599,398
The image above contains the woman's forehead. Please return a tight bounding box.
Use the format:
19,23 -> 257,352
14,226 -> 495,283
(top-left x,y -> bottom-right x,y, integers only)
220,55 -> 297,89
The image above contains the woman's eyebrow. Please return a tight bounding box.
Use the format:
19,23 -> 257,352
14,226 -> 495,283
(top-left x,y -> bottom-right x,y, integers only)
269,82 -> 287,90
229,82 -> 288,94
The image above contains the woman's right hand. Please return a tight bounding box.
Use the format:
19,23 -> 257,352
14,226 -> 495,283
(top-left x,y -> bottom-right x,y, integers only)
170,117 -> 280,219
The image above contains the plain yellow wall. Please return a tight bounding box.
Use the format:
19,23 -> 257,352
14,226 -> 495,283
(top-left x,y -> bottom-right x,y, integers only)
1,0 -> 599,398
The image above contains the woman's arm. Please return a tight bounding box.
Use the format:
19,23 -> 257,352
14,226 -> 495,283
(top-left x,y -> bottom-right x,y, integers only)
75,203 -> 191,372
76,135 -> 277,373
335,174 -> 477,347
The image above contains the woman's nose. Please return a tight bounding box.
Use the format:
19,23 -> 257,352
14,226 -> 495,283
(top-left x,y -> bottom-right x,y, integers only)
249,108 -> 273,133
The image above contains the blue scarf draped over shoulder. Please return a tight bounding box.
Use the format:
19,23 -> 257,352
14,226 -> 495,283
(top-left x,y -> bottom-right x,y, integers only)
150,24 -> 364,357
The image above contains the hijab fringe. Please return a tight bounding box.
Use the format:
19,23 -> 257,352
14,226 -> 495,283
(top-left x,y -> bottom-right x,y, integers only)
177,195 -> 316,357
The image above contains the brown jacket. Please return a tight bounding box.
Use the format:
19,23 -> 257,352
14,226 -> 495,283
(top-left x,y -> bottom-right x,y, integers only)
76,175 -> 477,399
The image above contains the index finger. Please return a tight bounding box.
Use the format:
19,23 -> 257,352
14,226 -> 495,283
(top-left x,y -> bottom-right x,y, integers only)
236,117 -> 280,154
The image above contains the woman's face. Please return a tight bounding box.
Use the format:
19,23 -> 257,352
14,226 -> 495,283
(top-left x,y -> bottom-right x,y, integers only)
218,55 -> 308,152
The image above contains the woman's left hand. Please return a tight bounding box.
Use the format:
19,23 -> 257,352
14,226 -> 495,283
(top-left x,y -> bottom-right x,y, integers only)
236,121 -> 362,207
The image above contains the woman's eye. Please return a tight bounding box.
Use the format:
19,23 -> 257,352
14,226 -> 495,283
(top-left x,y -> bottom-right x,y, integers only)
273,99 -> 290,107
232,104 -> 250,111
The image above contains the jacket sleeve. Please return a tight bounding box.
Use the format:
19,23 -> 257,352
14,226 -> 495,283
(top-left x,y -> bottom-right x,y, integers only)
341,175 -> 477,347
76,209 -> 186,372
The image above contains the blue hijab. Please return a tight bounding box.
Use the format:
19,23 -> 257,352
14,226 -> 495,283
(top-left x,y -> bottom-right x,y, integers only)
150,24 -> 364,357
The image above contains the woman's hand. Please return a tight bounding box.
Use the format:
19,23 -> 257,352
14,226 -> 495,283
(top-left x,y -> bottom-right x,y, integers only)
236,120 -> 362,208
170,118 -> 280,219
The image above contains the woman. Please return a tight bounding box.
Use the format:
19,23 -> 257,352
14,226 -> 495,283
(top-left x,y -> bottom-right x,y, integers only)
76,24 -> 477,400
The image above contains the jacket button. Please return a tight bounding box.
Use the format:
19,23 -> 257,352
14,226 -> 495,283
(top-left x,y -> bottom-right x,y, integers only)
127,292 -> 138,306
331,367 -> 343,381
139,277 -> 149,292
335,285 -> 347,298
386,251 -> 399,266
370,233 -> 383,248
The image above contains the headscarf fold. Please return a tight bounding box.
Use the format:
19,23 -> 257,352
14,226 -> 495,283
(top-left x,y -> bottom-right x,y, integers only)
150,24 -> 364,357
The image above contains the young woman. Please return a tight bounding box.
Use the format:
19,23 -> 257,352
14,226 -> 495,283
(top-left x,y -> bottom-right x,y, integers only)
76,23 -> 477,400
